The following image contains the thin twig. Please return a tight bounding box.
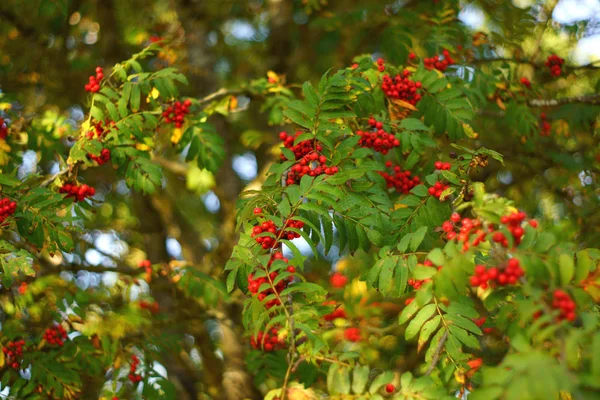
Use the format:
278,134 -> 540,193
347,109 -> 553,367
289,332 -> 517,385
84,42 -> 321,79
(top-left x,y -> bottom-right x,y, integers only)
527,94 -> 600,107
40,167 -> 70,187
425,330 -> 448,376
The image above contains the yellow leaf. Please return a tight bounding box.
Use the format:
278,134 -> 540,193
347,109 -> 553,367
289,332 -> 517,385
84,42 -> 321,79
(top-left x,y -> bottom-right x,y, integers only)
462,124 -> 478,139
0,349 -> 4,368
394,203 -> 408,210
171,128 -> 183,145
388,98 -> 418,121
147,87 -> 160,103
136,143 -> 151,151
0,102 -> 12,111
496,97 -> 506,110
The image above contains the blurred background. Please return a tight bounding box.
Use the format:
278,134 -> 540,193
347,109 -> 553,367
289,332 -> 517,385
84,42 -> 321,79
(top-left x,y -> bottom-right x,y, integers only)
1,0 -> 600,398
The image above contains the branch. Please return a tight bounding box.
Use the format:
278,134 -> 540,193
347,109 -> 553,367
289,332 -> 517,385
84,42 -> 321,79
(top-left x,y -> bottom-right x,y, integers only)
527,94 -> 600,107
425,330 -> 448,376
197,88 -> 244,106
40,167 -> 70,187
469,57 -> 600,70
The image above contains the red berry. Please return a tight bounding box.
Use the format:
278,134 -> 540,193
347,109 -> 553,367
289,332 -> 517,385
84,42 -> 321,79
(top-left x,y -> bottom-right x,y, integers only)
385,384 -> 395,393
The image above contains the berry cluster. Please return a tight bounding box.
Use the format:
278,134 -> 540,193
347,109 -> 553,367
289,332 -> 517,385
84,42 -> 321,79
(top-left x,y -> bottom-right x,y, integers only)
3,340 -> 26,369
279,132 -> 339,184
357,118 -> 400,154
545,55 -> 564,77
18,282 -> 27,294
43,325 -> 68,346
434,161 -> 451,170
0,117 -> 8,140
139,301 -> 160,314
378,161 -> 420,194
59,183 -> 96,202
0,197 -> 17,224
87,148 -> 111,165
441,213 -> 490,252
376,57 -> 385,72
495,211 -> 535,247
86,120 -> 115,140
428,181 -> 449,199
520,77 -> 531,89
330,272 -> 348,288
408,260 -> 441,289
128,354 -> 142,383
85,67 -> 104,93
163,100 -> 192,128
247,252 -> 294,309
424,49 -> 455,72
540,113 -> 551,137
279,131 -> 321,161
323,301 -> 347,321
380,70 -> 422,105
469,259 -> 524,290
250,328 -> 285,352
550,289 -> 576,322
472,316 -> 494,334
250,218 -> 304,249
344,327 -> 361,342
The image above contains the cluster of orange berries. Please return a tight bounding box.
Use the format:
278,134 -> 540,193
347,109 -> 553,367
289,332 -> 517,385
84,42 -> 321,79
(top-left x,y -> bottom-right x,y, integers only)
59,183 -> 96,202
496,211 -> 536,247
323,301 -> 347,321
469,259 -> 524,290
250,328 -> 285,352
279,132 -> 338,184
43,325 -> 68,346
376,57 -> 385,72
3,340 -> 26,370
540,113 -> 551,137
424,49 -> 455,72
330,272 -> 348,288
247,252 -> 295,309
550,289 -> 577,322
128,354 -> 142,383
0,117 -> 8,139
87,148 -> 111,165
162,99 -> 192,128
408,260 -> 441,289
545,54 -> 564,77
380,70 -> 422,105
344,327 -> 361,342
473,316 -> 494,334
85,67 -> 104,93
250,209 -> 304,249
441,213 -> 489,251
0,197 -> 17,225
434,161 -> 451,170
86,120 -> 115,140
378,161 -> 420,194
139,300 -> 160,314
428,181 -> 449,200
357,118 -> 400,154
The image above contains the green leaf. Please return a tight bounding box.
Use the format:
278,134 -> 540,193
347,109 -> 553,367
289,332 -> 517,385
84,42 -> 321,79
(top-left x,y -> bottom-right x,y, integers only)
448,325 -> 480,349
558,253 -> 574,285
368,371 -> 393,394
400,118 -> 429,131
327,364 -> 350,395
418,315 -> 441,352
409,226 -> 427,251
405,303 -> 436,340
352,365 -> 370,394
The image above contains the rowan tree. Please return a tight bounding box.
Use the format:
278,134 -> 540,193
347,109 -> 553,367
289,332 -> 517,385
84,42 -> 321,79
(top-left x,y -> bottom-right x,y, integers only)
0,1 -> 599,399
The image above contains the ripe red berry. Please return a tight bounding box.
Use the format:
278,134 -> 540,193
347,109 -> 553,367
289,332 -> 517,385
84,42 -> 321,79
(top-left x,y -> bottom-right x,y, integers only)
385,384 -> 395,393
253,207 -> 263,215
